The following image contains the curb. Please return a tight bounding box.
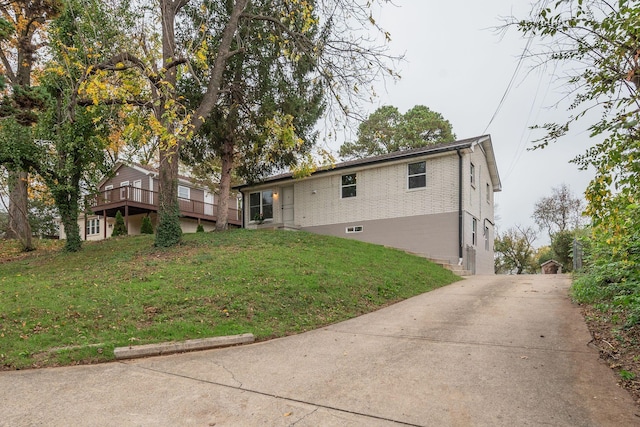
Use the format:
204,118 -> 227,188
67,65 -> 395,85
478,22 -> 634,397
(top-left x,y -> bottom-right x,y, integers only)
114,333 -> 255,360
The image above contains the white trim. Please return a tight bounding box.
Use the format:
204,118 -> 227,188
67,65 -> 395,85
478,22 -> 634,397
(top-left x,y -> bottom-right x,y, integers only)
149,176 -> 154,204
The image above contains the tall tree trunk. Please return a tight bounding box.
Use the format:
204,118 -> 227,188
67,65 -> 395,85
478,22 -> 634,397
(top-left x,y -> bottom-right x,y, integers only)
6,170 -> 33,251
155,1 -> 182,247
215,137 -> 234,231
57,194 -> 82,252
5,3 -> 37,251
154,0 -> 247,245
156,144 -> 182,246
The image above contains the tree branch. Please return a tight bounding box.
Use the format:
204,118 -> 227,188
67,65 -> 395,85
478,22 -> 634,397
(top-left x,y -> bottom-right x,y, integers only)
76,98 -> 155,109
0,47 -> 16,83
191,0 -> 249,133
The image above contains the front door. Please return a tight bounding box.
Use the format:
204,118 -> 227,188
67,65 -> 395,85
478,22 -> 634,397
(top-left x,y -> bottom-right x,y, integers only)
282,186 -> 294,225
204,191 -> 214,216
120,181 -> 129,200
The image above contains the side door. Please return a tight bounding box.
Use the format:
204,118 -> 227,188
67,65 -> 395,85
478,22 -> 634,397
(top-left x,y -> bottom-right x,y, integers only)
132,180 -> 142,202
119,181 -> 129,200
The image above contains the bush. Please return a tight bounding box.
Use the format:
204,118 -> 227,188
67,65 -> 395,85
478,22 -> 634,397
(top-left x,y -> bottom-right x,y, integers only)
141,216 -> 154,234
551,230 -> 574,272
111,211 -> 127,237
196,224 -> 204,233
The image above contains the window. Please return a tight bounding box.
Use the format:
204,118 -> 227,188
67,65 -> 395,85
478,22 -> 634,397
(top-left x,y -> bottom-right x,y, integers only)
249,190 -> 273,221
408,161 -> 426,189
86,218 -> 100,235
486,183 -> 491,203
470,163 -> 476,187
472,218 -> 477,246
178,185 -> 190,200
341,173 -> 357,198
346,225 -> 363,233
484,226 -> 490,250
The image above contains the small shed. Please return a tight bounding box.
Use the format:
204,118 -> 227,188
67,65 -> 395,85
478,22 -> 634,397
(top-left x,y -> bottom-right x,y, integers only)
541,259 -> 563,274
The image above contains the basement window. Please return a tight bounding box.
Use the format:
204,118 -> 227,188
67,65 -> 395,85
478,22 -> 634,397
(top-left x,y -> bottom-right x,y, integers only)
346,225 -> 363,233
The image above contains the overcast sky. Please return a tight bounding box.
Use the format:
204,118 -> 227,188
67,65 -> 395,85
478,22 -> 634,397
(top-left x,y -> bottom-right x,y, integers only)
330,0 -> 595,247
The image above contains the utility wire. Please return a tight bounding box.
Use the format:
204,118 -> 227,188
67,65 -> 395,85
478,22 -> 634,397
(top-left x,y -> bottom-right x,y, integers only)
483,35 -> 533,135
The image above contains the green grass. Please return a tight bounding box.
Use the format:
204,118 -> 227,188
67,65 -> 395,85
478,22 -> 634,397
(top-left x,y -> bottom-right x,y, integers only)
0,229 -> 460,369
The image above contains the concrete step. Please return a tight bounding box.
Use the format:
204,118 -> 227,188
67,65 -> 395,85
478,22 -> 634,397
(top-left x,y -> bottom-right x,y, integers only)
427,258 -> 473,276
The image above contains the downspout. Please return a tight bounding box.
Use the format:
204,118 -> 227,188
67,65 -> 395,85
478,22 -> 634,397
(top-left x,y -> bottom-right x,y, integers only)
457,149 -> 463,265
240,190 -> 246,228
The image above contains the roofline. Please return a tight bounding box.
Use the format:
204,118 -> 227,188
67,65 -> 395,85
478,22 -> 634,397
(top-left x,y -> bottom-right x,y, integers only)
235,135 -> 501,191
97,162 -> 204,189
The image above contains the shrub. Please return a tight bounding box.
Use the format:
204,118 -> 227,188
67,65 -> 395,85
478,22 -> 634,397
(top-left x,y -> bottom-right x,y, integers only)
111,211 -> 128,237
196,224 -> 204,233
141,216 -> 154,234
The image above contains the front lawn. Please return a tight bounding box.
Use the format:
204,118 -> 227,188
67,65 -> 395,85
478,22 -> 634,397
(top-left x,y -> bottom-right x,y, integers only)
0,229 -> 460,369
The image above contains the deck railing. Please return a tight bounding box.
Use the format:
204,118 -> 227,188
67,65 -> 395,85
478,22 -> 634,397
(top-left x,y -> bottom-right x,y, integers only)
90,185 -> 241,222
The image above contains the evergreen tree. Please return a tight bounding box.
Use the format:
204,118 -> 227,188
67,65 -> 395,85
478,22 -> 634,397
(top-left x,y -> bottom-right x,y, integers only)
111,211 -> 127,237
140,216 -> 153,234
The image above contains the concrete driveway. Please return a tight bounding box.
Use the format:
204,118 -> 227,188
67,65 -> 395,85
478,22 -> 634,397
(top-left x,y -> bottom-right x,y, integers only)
1,274 -> 639,426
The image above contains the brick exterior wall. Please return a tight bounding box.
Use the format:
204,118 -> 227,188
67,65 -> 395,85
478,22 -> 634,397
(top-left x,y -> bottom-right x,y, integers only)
242,138 -> 500,275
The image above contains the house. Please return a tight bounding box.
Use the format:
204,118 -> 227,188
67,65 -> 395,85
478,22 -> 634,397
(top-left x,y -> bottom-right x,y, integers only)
541,259 -> 563,274
58,162 -> 242,241
236,135 -> 502,275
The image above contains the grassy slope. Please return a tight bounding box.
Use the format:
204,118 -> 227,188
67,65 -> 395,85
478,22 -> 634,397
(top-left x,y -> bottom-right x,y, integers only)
0,230 -> 460,369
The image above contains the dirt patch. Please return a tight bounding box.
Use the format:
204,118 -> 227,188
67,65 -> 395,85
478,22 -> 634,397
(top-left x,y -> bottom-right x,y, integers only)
581,305 -> 640,406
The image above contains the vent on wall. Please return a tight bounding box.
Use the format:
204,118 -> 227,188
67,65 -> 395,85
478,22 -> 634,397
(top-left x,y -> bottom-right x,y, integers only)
346,226 -> 363,233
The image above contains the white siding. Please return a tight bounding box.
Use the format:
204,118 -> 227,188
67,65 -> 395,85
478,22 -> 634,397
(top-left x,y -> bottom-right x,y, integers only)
289,154 -> 459,228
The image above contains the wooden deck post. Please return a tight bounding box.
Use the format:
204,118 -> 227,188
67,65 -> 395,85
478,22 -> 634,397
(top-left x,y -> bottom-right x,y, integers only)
103,209 -> 107,239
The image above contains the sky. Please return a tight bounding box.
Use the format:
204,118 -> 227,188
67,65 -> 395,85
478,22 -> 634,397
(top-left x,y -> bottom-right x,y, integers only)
328,0 -> 595,247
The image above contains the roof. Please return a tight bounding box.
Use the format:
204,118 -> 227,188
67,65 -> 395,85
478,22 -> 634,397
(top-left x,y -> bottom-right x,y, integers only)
541,259 -> 563,267
236,135 -> 502,191
98,162 -> 201,189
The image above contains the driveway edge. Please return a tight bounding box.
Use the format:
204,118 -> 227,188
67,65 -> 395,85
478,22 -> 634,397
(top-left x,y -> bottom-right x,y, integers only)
114,333 -> 255,360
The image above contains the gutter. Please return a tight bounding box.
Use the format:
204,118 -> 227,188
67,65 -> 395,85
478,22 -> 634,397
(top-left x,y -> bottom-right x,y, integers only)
233,139 -> 478,191
457,149 -> 463,265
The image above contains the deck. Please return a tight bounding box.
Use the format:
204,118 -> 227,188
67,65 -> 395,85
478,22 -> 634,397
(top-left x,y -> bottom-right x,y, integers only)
90,185 -> 242,227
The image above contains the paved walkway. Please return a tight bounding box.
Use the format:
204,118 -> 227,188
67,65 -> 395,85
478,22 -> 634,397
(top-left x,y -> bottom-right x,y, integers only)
1,274 -> 639,426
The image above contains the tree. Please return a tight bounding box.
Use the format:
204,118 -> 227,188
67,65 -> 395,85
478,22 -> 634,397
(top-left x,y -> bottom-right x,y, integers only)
94,0 -> 399,245
140,216 -> 153,234
339,105 -> 455,160
111,210 -> 127,237
494,225 -> 537,274
550,229 -> 574,273
0,0 -> 62,251
510,1 -> 640,303
0,0 -> 129,252
532,183 -> 584,240
178,0 -> 325,230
